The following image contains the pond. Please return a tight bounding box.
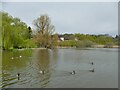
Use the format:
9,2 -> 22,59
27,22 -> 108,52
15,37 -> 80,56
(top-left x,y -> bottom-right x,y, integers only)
1,48 -> 118,88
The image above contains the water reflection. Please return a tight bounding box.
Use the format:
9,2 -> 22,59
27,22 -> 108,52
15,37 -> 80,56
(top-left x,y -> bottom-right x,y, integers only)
2,50 -> 32,70
36,49 -> 50,71
31,49 -> 52,88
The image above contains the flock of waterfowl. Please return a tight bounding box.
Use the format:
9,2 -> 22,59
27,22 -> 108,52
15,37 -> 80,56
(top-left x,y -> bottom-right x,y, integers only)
70,62 -> 95,75
14,55 -> 95,80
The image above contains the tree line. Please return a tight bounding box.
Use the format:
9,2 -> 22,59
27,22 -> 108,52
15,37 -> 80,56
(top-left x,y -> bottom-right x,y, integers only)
1,12 -> 58,50
1,11 -> 119,50
58,33 -> 120,47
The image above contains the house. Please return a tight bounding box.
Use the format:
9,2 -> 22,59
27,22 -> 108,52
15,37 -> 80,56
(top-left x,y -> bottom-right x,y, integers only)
60,37 -> 64,41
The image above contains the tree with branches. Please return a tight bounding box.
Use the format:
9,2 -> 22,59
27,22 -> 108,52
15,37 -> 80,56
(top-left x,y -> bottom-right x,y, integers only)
33,15 -> 58,48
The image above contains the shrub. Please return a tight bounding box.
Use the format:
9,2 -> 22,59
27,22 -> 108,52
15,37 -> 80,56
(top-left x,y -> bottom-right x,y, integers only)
22,39 -> 37,48
58,40 -> 77,47
76,40 -> 95,48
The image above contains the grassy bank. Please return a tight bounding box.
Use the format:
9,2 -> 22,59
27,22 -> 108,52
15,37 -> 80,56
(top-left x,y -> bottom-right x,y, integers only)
58,40 -> 119,48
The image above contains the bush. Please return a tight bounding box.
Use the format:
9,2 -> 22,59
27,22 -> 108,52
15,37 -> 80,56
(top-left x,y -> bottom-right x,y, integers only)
22,39 -> 37,48
76,40 -> 95,48
58,40 -> 96,48
59,40 -> 77,47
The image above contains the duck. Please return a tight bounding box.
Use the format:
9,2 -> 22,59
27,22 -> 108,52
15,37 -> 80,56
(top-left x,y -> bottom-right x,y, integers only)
39,70 -> 45,74
70,70 -> 76,75
19,55 -> 22,58
17,73 -> 20,80
89,69 -> 95,72
17,73 -> 20,77
91,62 -> 94,65
11,57 -> 14,59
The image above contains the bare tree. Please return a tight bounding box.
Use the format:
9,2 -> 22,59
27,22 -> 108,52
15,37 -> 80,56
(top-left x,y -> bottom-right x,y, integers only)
33,15 -> 58,48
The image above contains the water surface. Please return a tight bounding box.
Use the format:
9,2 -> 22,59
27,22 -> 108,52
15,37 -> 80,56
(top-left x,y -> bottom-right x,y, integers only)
1,48 -> 118,88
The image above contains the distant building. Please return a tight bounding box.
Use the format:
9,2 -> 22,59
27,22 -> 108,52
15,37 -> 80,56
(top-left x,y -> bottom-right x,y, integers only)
75,38 -> 78,41
60,37 -> 64,41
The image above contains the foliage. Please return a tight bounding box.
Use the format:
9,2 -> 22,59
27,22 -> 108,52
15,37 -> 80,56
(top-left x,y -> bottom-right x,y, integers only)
58,33 -> 118,47
1,11 -> 119,50
59,40 -> 77,47
1,11 -> 35,50
59,40 -> 95,48
95,35 -> 113,45
22,39 -> 37,48
76,40 -> 95,48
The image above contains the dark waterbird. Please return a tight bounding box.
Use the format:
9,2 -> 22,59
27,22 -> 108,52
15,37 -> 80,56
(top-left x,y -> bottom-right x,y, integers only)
17,73 -> 20,80
90,62 -> 94,65
89,69 -> 95,72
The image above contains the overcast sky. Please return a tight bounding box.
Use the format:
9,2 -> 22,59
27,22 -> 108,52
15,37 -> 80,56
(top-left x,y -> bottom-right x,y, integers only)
2,2 -> 118,36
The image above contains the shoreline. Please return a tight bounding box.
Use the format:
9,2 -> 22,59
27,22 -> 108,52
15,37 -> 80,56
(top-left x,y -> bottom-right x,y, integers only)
57,45 -> 120,49
92,45 -> 120,48
2,45 -> 120,51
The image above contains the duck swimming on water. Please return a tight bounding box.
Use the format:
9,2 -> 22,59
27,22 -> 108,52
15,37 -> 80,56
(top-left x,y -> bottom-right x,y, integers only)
89,69 -> 95,72
11,57 -> 14,59
19,55 -> 22,58
70,70 -> 76,75
17,73 -> 20,80
17,73 -> 20,77
39,70 -> 45,74
90,62 -> 94,65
